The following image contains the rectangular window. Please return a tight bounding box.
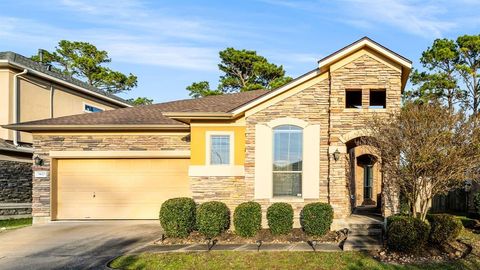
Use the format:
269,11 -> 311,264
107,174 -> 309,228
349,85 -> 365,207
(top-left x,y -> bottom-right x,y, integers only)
210,135 -> 231,165
364,165 -> 373,199
345,89 -> 362,108
369,89 -> 386,109
84,104 -> 104,113
273,125 -> 302,197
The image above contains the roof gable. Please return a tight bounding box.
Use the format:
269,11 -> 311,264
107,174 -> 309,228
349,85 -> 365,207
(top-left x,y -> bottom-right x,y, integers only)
317,37 -> 412,71
0,51 -> 131,107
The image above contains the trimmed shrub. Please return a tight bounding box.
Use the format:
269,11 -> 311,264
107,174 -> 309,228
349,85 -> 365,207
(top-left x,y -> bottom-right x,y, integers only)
267,203 -> 294,235
387,215 -> 430,252
474,192 -> 480,216
159,197 -> 196,238
196,201 -> 230,238
233,201 -> 262,237
300,202 -> 333,236
427,214 -> 463,244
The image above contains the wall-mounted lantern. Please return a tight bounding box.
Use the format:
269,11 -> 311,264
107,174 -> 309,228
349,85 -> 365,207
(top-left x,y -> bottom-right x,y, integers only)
332,149 -> 340,162
33,155 -> 43,166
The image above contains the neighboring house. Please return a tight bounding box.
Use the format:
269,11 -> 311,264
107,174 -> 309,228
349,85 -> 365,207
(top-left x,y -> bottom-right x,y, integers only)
5,37 -> 413,225
0,51 -> 131,219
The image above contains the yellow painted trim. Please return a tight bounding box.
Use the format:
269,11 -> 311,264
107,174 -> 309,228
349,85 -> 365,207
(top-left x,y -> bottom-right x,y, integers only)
330,48 -> 402,74
245,72 -> 328,117
190,126 -> 245,166
49,150 -> 190,159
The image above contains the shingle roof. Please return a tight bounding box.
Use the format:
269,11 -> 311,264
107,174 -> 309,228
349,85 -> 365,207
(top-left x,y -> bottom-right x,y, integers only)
6,90 -> 269,129
0,139 -> 32,152
0,51 -> 130,105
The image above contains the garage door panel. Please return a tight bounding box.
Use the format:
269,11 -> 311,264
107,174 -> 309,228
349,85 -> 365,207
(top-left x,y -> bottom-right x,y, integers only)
56,158 -> 190,219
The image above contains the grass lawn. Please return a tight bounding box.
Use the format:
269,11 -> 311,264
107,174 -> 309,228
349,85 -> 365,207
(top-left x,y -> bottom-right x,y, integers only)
110,228 -> 480,270
0,218 -> 32,231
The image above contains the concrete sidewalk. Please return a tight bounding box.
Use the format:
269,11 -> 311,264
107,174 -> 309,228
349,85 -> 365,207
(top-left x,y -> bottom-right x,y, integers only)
131,242 -> 342,254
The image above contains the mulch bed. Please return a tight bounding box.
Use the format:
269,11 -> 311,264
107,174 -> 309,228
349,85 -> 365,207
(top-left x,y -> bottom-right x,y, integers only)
157,229 -> 347,245
372,240 -> 472,265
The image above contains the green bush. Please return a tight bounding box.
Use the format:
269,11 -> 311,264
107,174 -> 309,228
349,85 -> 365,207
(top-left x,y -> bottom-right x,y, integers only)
196,201 -> 230,238
233,201 -> 262,237
300,202 -> 333,236
474,192 -> 480,216
387,215 -> 430,252
427,214 -> 463,244
159,197 -> 196,238
267,203 -> 294,235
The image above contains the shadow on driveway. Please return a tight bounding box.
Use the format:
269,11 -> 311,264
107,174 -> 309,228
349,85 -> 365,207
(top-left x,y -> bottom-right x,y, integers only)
0,220 -> 161,270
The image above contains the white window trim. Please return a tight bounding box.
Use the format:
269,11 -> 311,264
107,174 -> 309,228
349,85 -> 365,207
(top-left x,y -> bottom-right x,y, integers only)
83,102 -> 105,113
254,118 -> 320,201
272,125 -> 304,199
205,131 -> 235,166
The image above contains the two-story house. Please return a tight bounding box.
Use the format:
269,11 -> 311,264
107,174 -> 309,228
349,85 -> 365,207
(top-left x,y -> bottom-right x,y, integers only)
0,51 -> 131,219
5,37 -> 412,225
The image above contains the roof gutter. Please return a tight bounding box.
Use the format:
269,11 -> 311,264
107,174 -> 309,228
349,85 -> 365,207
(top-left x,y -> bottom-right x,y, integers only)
0,146 -> 33,154
2,124 -> 190,132
162,112 -> 234,124
0,60 -> 131,108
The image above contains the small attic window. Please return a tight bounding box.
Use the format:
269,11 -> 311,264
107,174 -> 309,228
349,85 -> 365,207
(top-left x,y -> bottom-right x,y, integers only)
369,89 -> 386,109
345,89 -> 362,109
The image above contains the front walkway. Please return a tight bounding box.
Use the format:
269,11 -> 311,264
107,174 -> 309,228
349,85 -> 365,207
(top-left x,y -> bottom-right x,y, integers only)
132,242 -> 342,254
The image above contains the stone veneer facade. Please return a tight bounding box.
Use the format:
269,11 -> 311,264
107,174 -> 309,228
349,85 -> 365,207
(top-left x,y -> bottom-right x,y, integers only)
31,133 -> 190,221
30,51 -> 403,224
0,159 -> 33,218
191,53 -> 402,221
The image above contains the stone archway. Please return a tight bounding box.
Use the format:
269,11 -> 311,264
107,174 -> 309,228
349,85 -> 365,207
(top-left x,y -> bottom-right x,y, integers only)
343,134 -> 383,215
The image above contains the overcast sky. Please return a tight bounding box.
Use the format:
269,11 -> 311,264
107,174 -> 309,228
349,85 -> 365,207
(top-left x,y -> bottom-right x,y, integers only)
1,0 -> 479,102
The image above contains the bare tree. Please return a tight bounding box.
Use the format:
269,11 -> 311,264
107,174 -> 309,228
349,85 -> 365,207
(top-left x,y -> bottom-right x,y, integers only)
361,102 -> 480,221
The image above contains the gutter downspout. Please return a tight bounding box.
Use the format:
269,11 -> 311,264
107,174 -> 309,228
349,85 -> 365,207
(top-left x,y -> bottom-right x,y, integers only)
50,84 -> 54,118
13,69 -> 28,147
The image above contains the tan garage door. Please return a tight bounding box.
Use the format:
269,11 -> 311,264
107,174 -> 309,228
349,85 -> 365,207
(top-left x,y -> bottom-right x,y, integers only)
55,158 -> 190,220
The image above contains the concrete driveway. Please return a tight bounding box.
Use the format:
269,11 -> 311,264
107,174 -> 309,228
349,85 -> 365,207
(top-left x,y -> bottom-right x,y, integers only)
0,220 -> 162,270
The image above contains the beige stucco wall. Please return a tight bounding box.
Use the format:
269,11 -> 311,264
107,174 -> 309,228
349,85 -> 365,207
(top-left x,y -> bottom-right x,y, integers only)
0,67 -> 123,143
0,70 -> 13,140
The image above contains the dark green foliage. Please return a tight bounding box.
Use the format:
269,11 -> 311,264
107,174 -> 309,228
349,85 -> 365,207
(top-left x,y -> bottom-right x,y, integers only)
300,203 -> 333,236
474,192 -> 480,216
233,201 -> 262,237
159,197 -> 196,238
31,40 -> 138,93
127,97 -> 154,106
267,203 -> 294,235
427,214 -> 463,244
196,201 -> 230,238
387,216 -> 430,252
187,48 -> 292,98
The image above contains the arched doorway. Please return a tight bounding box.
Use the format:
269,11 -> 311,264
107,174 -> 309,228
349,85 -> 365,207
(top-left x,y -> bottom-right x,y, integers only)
345,138 -> 382,215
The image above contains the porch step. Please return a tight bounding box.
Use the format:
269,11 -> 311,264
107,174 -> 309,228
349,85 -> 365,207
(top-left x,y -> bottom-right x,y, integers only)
343,235 -> 383,251
348,227 -> 383,236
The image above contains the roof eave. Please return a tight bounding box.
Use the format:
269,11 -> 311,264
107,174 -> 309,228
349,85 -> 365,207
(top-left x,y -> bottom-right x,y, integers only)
162,112 -> 234,123
317,37 -> 413,69
2,124 -> 190,132
0,60 -> 132,108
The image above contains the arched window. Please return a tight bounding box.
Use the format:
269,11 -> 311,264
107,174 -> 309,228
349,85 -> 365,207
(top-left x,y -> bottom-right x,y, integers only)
272,125 -> 303,197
